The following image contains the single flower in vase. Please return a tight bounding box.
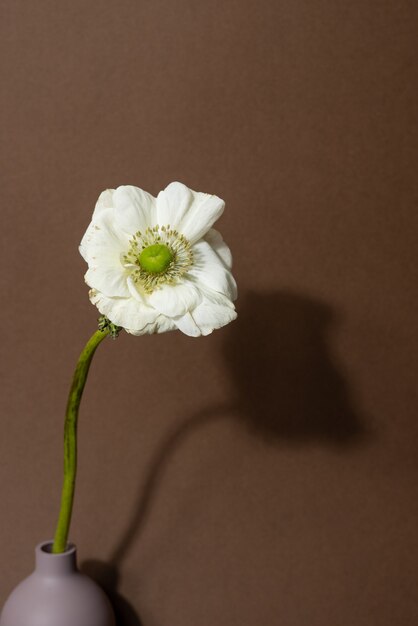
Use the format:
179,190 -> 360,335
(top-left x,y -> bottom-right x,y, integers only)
0,182 -> 237,626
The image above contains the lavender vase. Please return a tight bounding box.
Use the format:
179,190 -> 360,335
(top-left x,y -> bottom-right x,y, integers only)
0,541 -> 115,626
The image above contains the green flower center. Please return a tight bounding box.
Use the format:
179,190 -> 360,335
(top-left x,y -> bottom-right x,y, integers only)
139,244 -> 174,274
123,225 -> 194,294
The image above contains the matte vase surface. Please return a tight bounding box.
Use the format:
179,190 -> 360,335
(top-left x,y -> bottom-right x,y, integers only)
0,540 -> 115,626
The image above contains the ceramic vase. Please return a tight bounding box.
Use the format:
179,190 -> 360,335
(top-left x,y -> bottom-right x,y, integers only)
0,540 -> 115,626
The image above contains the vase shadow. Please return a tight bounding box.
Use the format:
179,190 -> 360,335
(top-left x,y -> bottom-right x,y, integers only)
85,288 -> 372,621
80,560 -> 143,626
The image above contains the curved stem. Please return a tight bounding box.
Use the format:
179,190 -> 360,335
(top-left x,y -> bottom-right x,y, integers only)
52,328 -> 109,553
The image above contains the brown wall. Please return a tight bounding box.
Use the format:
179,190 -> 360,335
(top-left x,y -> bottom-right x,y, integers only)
1,1 -> 417,624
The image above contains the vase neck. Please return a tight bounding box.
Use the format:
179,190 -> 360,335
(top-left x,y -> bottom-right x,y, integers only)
35,540 -> 77,576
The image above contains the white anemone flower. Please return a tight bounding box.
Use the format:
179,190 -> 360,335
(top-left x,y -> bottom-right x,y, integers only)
79,182 -> 237,336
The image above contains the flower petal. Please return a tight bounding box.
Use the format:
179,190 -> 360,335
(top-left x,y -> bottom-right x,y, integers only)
157,182 -> 224,244
204,228 -> 233,269
89,290 -> 158,332
126,315 -> 177,335
190,291 -> 237,336
173,312 -> 202,337
113,185 -> 157,235
126,276 -> 148,302
156,182 -> 194,229
180,191 -> 225,244
188,240 -> 237,300
147,282 -> 201,317
79,207 -> 129,267
92,189 -> 115,220
85,266 -> 130,298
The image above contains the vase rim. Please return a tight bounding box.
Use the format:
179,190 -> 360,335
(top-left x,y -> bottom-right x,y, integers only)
36,540 -> 76,557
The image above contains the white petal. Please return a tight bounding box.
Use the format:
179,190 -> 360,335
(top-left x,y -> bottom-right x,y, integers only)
79,207 -> 129,266
113,185 -> 157,235
126,276 -> 148,302
80,190 -> 117,261
156,182 -> 194,229
85,266 -> 130,298
92,189 -> 115,220
79,222 -> 95,264
89,290 -> 158,332
188,240 -> 237,300
204,228 -> 233,269
195,287 -> 236,309
173,312 -> 202,337
157,182 -> 224,244
148,282 -> 201,317
190,291 -> 237,335
180,190 -> 225,244
126,315 -> 177,335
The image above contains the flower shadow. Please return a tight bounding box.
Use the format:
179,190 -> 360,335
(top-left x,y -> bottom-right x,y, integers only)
223,289 -> 369,444
82,289 -> 371,622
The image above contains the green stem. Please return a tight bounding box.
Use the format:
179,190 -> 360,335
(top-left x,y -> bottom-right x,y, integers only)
52,328 -> 109,553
